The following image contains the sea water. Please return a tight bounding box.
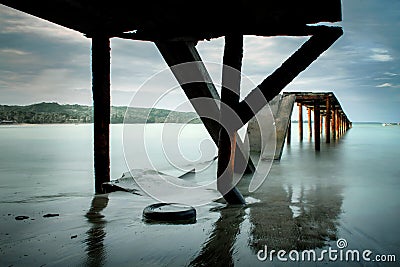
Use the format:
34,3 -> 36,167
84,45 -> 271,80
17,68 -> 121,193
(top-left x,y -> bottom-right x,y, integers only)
0,123 -> 399,266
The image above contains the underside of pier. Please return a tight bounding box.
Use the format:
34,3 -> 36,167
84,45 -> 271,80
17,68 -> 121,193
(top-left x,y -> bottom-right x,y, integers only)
0,0 -> 343,204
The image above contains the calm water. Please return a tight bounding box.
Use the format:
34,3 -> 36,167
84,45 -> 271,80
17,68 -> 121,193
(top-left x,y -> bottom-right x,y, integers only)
0,123 -> 399,266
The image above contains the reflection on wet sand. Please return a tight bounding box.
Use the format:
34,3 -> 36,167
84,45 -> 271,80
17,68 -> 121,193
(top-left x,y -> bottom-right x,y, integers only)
248,182 -> 343,252
84,194 -> 109,266
190,179 -> 343,264
189,206 -> 245,267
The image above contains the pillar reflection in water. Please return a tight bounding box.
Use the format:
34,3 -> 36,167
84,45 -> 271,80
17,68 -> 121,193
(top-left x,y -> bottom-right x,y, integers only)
248,182 -> 343,252
84,194 -> 109,266
189,206 -> 245,267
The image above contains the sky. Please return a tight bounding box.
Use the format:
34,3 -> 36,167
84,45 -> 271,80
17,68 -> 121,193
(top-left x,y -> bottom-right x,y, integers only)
0,1 -> 399,122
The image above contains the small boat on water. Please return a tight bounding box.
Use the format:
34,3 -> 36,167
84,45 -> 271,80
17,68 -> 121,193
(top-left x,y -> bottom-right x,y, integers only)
382,123 -> 393,126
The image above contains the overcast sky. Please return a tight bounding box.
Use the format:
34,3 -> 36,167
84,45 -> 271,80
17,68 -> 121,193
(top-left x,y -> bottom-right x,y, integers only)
0,1 -> 399,122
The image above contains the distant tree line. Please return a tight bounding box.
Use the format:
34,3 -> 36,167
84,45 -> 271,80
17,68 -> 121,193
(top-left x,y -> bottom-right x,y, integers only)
0,102 -> 202,124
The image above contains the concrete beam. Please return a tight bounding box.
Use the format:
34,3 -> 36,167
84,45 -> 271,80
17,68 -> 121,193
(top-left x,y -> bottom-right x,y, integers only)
246,95 -> 280,157
246,94 -> 295,160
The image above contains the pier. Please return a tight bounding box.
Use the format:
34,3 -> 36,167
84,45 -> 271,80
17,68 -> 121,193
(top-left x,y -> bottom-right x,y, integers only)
0,0 -> 343,204
284,92 -> 352,151
246,92 -> 351,160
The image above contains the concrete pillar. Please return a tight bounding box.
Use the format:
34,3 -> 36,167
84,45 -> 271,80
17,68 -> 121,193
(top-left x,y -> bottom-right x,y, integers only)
275,94 -> 295,158
246,94 -> 295,160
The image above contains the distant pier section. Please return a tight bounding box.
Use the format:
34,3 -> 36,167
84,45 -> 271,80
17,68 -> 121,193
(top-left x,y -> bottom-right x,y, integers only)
285,92 -> 352,151
248,92 -> 352,159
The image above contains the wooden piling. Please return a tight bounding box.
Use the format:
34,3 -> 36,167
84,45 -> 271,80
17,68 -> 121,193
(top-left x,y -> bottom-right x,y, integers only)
340,114 -> 344,135
320,115 -> 323,135
325,96 -> 331,143
287,120 -> 291,145
91,35 -> 110,193
340,114 -> 343,136
336,113 -> 340,137
342,117 -> 345,133
342,115 -> 345,134
298,103 -> 303,141
307,107 -> 312,138
314,101 -> 320,151
217,34 -> 245,204
332,108 -> 336,140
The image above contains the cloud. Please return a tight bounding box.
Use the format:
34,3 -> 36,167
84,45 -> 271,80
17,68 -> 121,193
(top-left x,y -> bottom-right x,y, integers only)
0,48 -> 30,55
370,48 -> 394,62
371,48 -> 388,54
376,83 -> 393,88
384,72 -> 398,76
376,83 -> 400,88
375,72 -> 399,81
0,5 -> 88,44
370,54 -> 393,62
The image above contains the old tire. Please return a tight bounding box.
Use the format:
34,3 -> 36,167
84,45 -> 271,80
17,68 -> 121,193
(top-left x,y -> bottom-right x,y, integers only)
143,203 -> 196,224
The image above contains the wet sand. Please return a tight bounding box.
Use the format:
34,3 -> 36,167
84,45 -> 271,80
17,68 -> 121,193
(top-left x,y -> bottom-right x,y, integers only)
0,124 -> 399,266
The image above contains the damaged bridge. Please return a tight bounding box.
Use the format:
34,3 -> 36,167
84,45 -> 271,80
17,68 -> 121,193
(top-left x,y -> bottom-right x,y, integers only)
0,0 -> 343,204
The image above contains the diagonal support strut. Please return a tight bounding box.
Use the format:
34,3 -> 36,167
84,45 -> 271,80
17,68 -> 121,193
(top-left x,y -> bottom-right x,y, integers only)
234,26 -> 343,131
152,25 -> 342,204
155,41 -> 255,175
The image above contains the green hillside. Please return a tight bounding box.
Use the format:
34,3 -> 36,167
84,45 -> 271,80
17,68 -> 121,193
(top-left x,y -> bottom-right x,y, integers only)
0,102 -> 201,124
